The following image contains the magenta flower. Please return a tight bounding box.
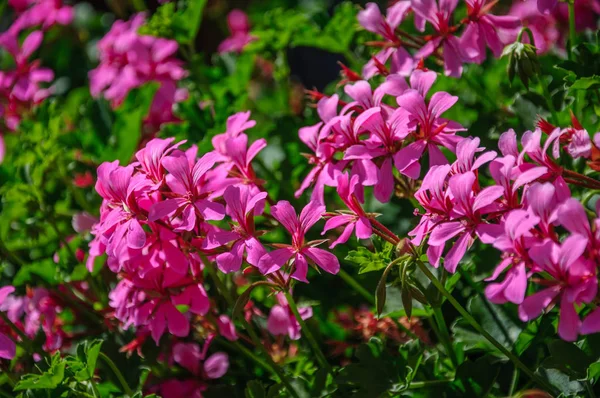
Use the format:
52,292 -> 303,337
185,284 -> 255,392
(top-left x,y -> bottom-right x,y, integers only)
485,210 -> 539,304
427,171 -> 504,272
267,293 -> 313,340
537,0 -> 558,14
0,286 -> 16,360
89,13 -> 187,128
412,0 -> 466,76
5,0 -> 73,37
258,201 -> 340,282
218,9 -> 257,53
172,339 -> 229,379
216,315 -> 238,341
566,129 -> 593,159
519,235 -> 596,341
204,185 -> 267,273
461,0 -> 520,64
489,155 -> 547,209
322,173 -> 373,248
0,30 -> 54,148
393,88 -> 464,179
148,152 -> 225,232
358,2 -> 414,78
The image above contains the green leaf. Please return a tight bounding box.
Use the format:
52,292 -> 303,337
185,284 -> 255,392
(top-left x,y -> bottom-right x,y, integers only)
336,339 -> 409,397
455,356 -> 501,397
542,340 -> 593,380
345,239 -> 394,274
245,380 -> 266,398
14,353 -> 66,391
570,76 -> 600,90
103,84 -> 158,164
452,295 -> 522,356
172,0 -> 207,44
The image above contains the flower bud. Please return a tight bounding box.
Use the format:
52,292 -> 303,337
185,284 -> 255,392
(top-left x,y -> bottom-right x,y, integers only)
502,40 -> 540,88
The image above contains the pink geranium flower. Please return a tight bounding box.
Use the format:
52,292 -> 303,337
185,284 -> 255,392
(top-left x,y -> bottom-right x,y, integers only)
426,171 -> 504,272
0,286 -> 16,360
393,87 -> 464,179
411,0 -> 466,76
148,152 -> 225,232
258,201 -> 340,282
267,293 -> 313,340
358,2 -> 414,78
519,235 -> 597,341
218,9 -> 256,53
461,0 -> 520,64
204,185 -> 267,273
322,173 -> 373,248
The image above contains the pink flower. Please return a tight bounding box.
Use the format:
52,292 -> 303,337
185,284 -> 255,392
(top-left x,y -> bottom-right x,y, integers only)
0,30 -> 54,143
461,0 -> 520,63
566,129 -> 593,159
89,14 -> 187,128
537,0 -> 558,14
148,152 -> 225,232
426,171 -> 504,272
0,286 -> 16,360
205,185 -> 267,273
216,315 -> 238,341
358,2 -> 414,78
258,201 -> 340,282
5,0 -> 73,36
267,293 -> 313,340
322,173 -> 372,248
204,352 -> 229,379
218,9 -> 256,53
519,235 -> 596,341
393,88 -> 464,179
412,0 -> 466,76
485,210 -> 539,304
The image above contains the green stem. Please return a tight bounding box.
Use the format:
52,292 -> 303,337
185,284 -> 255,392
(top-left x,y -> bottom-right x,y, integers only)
338,269 -> 375,305
432,307 -> 458,368
130,0 -> 146,12
217,338 -> 271,373
586,381 -> 597,398
408,379 -> 454,389
284,291 -> 333,376
201,254 -> 235,308
98,352 -> 133,397
509,367 -> 520,396
243,319 -> 300,398
567,0 -> 577,59
537,76 -> 559,125
201,255 -> 299,398
416,261 -> 558,395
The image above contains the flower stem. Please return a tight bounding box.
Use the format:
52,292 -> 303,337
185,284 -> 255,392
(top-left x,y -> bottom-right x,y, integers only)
200,255 -> 299,397
509,367 -> 520,396
415,260 -> 558,395
408,379 -> 454,389
537,76 -> 559,125
338,269 -> 375,305
567,0 -> 577,59
432,307 -> 458,368
243,318 -> 301,398
98,352 -> 133,396
284,291 -> 333,376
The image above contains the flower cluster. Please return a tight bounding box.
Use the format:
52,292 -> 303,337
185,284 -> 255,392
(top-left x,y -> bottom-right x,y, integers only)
89,13 -> 188,130
148,338 -> 229,398
0,0 -> 71,161
357,0 -> 521,78
0,286 -> 74,359
87,111 -> 340,348
511,0 -> 600,53
218,9 -> 257,54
